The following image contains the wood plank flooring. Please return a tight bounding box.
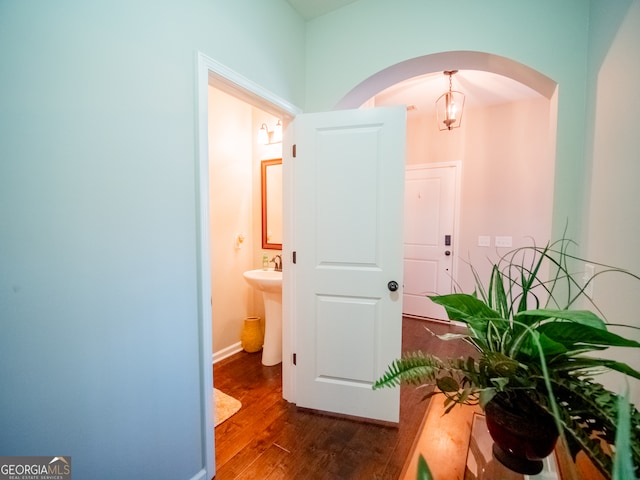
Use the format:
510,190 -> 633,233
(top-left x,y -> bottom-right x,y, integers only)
212,317 -> 475,480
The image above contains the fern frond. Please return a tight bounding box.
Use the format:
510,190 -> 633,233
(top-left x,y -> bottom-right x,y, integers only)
373,352 -> 444,390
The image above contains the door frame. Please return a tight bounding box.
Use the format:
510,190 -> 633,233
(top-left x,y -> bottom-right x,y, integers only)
195,52 -> 301,477
404,161 -> 462,318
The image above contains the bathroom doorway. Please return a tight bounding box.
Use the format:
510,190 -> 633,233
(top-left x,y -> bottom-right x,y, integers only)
196,53 -> 300,477
207,85 -> 283,364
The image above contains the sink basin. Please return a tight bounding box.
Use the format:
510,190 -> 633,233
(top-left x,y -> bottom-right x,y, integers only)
243,269 -> 282,293
243,269 -> 283,366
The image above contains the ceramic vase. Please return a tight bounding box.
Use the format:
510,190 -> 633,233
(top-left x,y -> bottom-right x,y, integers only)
241,316 -> 263,353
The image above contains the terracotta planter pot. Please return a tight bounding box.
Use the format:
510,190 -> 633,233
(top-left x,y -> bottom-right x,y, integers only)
484,393 -> 559,475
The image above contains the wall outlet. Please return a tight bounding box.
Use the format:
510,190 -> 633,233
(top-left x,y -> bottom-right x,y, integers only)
495,236 -> 513,248
478,235 -> 491,247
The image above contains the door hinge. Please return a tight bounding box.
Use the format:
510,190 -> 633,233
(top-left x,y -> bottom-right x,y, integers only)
293,353 -> 297,365
292,251 -> 297,264
292,144 -> 297,158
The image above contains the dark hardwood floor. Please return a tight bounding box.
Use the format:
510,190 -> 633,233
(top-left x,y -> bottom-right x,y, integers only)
212,317 -> 475,480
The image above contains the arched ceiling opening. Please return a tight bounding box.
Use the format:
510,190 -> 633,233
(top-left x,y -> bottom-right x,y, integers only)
336,51 -> 557,111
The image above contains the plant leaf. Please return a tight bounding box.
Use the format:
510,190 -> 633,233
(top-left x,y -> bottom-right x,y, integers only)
517,309 -> 607,329
489,377 -> 510,390
416,454 -> 434,480
612,393 -> 636,480
558,357 -> 640,380
436,376 -> 460,392
479,388 -> 496,408
433,332 -> 469,342
429,294 -> 501,321
538,321 -> 640,349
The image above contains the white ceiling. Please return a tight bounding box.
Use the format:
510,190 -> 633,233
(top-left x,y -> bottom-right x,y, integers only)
286,1 -> 545,111
286,0 -> 358,20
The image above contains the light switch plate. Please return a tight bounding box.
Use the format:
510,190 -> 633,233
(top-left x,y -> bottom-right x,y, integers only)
495,236 -> 513,248
478,235 -> 491,247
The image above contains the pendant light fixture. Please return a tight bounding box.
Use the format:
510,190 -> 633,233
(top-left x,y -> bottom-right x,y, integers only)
436,70 -> 465,131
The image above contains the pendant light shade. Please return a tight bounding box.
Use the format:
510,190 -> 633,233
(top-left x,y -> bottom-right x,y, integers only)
436,70 -> 465,131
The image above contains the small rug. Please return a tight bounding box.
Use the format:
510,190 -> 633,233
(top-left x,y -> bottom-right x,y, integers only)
214,388 -> 242,426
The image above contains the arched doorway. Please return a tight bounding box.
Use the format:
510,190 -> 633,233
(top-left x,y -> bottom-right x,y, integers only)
337,50 -> 559,299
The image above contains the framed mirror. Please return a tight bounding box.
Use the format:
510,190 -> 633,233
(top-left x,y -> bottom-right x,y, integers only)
261,158 -> 282,250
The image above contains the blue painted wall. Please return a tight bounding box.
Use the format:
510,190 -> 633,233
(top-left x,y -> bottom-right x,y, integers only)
0,1 -> 304,478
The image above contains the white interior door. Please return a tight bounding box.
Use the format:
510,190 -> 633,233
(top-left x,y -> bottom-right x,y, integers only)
403,163 -> 458,320
291,106 -> 405,423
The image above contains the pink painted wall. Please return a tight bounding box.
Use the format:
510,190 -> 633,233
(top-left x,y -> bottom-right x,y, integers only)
404,97 -> 555,291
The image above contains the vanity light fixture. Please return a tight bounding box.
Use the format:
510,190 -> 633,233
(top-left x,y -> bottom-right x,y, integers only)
436,70 -> 465,131
257,123 -> 269,144
272,120 -> 282,143
258,120 -> 283,145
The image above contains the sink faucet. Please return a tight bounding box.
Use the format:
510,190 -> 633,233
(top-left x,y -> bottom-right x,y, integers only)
271,255 -> 282,272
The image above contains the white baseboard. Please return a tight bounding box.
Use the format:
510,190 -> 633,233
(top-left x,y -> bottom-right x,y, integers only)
212,342 -> 243,364
188,468 -> 207,480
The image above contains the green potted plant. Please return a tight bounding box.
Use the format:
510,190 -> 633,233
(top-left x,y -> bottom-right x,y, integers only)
374,237 -> 640,478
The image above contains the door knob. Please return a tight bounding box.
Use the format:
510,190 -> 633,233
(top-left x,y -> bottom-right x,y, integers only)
387,281 -> 399,292
445,250 -> 451,256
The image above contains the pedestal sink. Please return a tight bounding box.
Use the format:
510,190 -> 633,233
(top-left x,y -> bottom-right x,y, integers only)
242,269 -> 282,366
